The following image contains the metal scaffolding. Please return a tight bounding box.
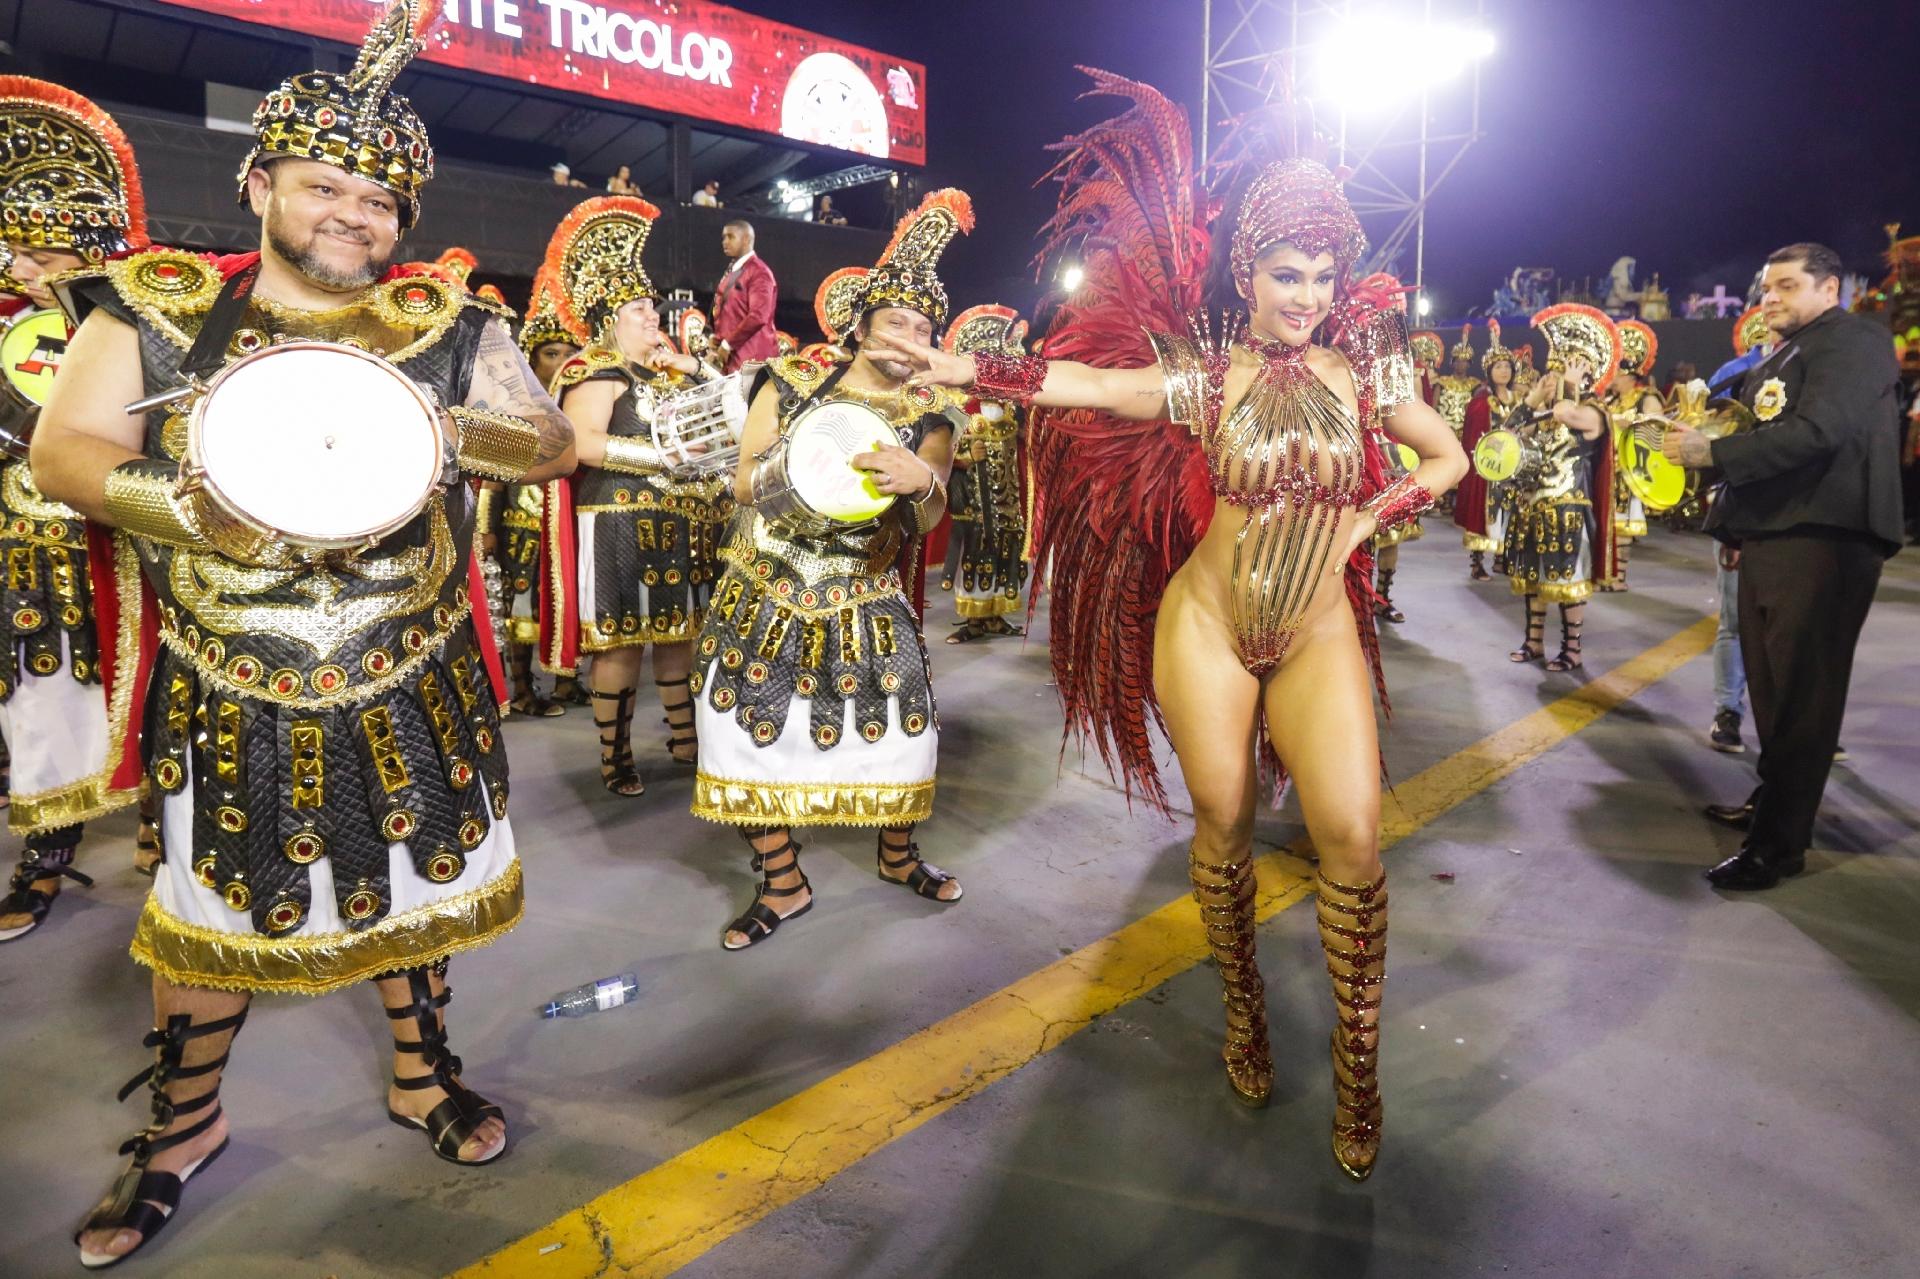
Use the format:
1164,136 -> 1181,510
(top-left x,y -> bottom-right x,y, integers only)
1201,0 -> 1487,308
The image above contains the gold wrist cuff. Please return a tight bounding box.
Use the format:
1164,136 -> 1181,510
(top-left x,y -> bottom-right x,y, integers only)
103,459 -> 199,546
910,475 -> 948,534
601,434 -> 667,476
451,407 -> 541,481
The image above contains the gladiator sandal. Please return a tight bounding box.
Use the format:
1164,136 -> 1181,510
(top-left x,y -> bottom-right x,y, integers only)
551,675 -> 590,707
385,967 -> 507,1166
135,792 -> 162,879
876,827 -> 963,902
74,1007 -> 248,1269
1468,550 -> 1491,581
507,646 -> 563,717
657,676 -> 698,765
0,839 -> 91,944
592,687 -> 646,797
1318,869 -> 1388,1181
1374,566 -> 1405,624
1509,603 -> 1545,664
1546,608 -> 1585,672
721,829 -> 812,951
1187,846 -> 1273,1108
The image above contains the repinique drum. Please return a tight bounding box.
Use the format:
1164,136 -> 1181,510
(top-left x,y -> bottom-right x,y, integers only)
751,398 -> 903,533
182,341 -> 443,554
1473,428 -> 1524,482
1,307 -> 75,459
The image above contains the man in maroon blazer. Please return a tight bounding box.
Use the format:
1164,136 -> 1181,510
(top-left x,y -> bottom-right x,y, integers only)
713,219 -> 778,372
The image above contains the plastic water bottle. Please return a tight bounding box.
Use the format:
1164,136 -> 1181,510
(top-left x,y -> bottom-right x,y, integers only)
540,973 -> 638,1019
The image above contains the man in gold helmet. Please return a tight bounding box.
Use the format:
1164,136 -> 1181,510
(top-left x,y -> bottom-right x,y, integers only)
0,77 -> 151,944
692,189 -> 976,950
31,3 -> 575,1264
939,303 -> 1032,642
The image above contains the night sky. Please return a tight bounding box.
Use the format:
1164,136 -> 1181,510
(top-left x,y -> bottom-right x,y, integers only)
731,0 -> 1920,321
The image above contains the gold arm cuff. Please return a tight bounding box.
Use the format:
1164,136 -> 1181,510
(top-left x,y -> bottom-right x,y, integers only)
600,434 -> 668,476
102,459 -> 198,546
474,485 -> 498,536
1146,329 -> 1207,431
910,475 -> 948,534
451,407 -> 541,481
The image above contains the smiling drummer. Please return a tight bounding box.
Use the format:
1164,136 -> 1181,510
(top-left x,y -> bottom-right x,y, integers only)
29,2 -> 576,1266
0,78 -> 149,945
693,188 -> 974,951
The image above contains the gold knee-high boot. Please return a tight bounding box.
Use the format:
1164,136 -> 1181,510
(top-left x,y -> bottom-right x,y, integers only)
1188,846 -> 1273,1107
1318,868 -> 1387,1180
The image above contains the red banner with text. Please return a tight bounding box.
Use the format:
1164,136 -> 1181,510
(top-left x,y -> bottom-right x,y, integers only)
163,0 -> 928,165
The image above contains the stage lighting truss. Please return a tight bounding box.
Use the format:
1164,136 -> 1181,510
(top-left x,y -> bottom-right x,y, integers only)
760,164 -> 898,214
1203,0 -> 1492,301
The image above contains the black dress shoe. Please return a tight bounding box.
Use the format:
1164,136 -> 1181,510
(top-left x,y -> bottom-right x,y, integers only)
1704,802 -> 1754,830
1704,850 -> 1806,890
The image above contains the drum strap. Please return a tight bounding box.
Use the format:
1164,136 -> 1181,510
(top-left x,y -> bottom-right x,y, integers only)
179,260 -> 262,379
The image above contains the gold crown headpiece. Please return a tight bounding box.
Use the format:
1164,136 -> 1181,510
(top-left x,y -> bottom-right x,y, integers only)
236,0 -> 434,228
1409,330 -> 1444,368
545,196 -> 662,343
1530,303 -> 1622,395
1732,306 -> 1772,357
1617,319 -> 1657,376
0,76 -> 148,263
942,303 -> 1028,358
815,188 -> 974,343
1480,318 -> 1513,375
520,265 -> 581,357
1450,321 -> 1475,363
1229,158 -> 1365,299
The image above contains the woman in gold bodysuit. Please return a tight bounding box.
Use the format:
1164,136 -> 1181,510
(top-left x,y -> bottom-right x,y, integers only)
872,156 -> 1467,1179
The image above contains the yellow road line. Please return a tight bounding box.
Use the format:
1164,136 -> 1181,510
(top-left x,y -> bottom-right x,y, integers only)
455,616 -> 1717,1279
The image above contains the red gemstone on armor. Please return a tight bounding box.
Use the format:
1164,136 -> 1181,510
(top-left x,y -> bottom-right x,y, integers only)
318,671 -> 339,690
405,287 -> 428,304
154,263 -> 180,280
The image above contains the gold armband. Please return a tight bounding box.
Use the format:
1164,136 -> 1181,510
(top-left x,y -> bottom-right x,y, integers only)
600,434 -> 668,476
103,459 -> 200,547
450,406 -> 541,481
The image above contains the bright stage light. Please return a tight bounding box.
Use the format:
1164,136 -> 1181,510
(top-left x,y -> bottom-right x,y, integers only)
786,196 -> 810,213
1416,295 -> 1433,317
1059,263 -> 1085,293
1313,15 -> 1496,113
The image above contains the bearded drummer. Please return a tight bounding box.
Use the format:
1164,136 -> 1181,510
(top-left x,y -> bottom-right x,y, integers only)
31,4 -> 575,1265
538,197 -> 728,797
691,189 -> 974,950
0,78 -> 154,944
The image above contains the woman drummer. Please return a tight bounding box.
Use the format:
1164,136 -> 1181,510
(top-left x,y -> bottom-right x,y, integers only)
690,189 -> 974,951
544,198 -> 728,795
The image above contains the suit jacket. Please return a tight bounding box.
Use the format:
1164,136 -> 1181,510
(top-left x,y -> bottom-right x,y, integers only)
713,253 -> 778,372
1706,307 -> 1903,556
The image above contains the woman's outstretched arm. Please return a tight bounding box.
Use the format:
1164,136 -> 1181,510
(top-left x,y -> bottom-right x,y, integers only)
863,329 -> 1170,421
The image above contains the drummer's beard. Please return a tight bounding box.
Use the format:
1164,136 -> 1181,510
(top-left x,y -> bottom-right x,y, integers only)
268,222 -> 392,291
857,336 -> 913,386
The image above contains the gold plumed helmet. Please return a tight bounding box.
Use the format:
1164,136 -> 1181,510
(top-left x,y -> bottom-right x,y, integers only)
544,196 -> 661,343
1530,303 -> 1623,395
942,303 -> 1028,358
1449,321 -> 1476,364
1480,317 -> 1513,375
815,188 -> 974,343
519,265 -> 581,358
0,76 -> 148,264
236,0 -> 434,228
1732,306 -> 1772,357
1617,319 -> 1657,377
1409,330 -> 1444,369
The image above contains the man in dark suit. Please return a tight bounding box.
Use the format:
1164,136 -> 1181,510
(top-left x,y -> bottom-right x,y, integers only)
1665,242 -> 1903,890
712,219 -> 778,373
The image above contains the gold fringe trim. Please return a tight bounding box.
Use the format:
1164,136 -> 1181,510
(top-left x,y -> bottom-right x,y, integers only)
1461,532 -> 1501,553
128,861 -> 524,996
955,594 -> 1021,619
579,613 -> 702,651
7,772 -> 139,836
1373,520 -> 1424,548
1511,577 -> 1595,605
692,774 -> 935,828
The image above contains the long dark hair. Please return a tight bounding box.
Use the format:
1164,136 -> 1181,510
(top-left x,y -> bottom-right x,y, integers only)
1201,170 -> 1257,330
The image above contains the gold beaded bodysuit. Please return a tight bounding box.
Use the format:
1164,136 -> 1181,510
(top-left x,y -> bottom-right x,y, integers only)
1150,321 -> 1414,676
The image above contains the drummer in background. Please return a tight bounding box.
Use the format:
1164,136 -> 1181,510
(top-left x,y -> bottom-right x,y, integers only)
540,196 -> 727,797
692,189 -> 974,950
1455,319 -> 1521,582
0,77 -> 151,943
31,4 -> 575,1265
478,265 -> 582,717
1502,304 -> 1621,675
1598,320 -> 1663,591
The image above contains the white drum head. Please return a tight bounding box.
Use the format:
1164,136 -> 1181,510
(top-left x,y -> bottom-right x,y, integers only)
787,400 -> 902,523
195,344 -> 441,544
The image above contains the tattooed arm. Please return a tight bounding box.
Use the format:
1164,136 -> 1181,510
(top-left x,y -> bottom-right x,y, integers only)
462,318 -> 577,483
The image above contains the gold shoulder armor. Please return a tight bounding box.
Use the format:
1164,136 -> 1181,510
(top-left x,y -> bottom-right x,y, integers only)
767,352 -> 837,397
550,345 -> 630,393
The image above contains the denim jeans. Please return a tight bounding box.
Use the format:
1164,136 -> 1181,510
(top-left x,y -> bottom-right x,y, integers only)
1713,563 -> 1747,717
